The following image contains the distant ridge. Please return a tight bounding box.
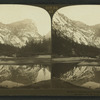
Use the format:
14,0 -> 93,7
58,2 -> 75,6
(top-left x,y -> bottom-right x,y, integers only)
0,19 -> 42,48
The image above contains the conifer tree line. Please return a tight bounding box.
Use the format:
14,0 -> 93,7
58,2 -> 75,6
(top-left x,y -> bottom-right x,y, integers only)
0,38 -> 51,57
52,29 -> 100,58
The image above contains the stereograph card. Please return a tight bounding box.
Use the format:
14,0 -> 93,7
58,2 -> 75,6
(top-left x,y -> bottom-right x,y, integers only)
0,4 -> 99,96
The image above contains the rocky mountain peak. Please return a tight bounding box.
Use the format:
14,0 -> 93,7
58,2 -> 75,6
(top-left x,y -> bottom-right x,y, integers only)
0,19 -> 43,48
53,12 -> 100,48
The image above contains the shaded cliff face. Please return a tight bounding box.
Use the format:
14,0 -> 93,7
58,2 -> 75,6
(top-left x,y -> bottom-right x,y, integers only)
53,12 -> 100,48
0,19 -> 42,48
60,65 -> 100,89
0,64 -> 51,88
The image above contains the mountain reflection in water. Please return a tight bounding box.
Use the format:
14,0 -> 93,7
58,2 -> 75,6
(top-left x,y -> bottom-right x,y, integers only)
52,63 -> 100,89
0,64 -> 51,88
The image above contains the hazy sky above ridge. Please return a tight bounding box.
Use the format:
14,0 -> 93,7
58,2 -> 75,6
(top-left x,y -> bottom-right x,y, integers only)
0,5 -> 51,36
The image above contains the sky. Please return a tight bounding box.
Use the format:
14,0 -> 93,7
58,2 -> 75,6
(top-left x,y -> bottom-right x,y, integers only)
57,5 -> 100,26
0,5 -> 51,36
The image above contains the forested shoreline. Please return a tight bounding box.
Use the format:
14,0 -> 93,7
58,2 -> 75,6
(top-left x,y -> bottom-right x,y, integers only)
52,29 -> 100,58
0,38 -> 51,57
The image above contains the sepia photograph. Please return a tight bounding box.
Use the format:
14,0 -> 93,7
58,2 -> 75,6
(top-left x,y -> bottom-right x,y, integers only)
0,5 -> 51,89
1,4 -> 100,96
52,5 -> 100,95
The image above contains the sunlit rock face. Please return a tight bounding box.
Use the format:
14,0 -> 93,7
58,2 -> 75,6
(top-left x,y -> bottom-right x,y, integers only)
0,64 -> 51,88
0,19 -> 42,48
53,12 -> 100,48
60,66 -> 100,89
